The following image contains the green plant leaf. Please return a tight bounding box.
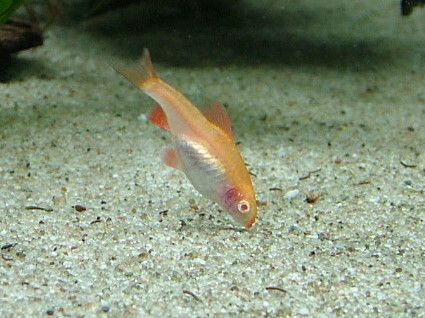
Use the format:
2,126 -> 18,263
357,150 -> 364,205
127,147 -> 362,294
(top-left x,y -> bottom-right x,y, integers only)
0,0 -> 25,25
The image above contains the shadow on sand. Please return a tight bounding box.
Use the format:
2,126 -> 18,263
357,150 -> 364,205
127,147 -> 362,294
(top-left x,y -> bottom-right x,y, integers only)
83,1 -> 394,71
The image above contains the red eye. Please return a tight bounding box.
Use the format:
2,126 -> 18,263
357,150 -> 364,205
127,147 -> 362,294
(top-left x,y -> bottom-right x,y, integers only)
237,200 -> 250,213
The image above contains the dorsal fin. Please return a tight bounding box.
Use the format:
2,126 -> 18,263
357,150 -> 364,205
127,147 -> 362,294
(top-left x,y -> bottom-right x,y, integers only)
148,104 -> 169,131
202,102 -> 233,139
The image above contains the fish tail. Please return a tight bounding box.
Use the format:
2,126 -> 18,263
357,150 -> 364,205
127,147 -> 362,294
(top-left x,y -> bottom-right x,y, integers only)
116,48 -> 158,89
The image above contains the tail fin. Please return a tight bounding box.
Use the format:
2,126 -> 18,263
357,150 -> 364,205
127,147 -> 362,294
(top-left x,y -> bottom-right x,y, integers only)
116,48 -> 157,89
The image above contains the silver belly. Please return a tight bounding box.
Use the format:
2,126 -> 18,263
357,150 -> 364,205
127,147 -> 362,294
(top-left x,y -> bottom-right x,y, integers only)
174,137 -> 226,201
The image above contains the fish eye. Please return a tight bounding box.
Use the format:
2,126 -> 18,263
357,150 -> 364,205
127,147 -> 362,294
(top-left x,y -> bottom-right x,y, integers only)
237,200 -> 250,213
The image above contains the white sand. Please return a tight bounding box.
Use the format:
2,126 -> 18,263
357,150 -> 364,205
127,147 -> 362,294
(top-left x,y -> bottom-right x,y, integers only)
1,0 -> 424,316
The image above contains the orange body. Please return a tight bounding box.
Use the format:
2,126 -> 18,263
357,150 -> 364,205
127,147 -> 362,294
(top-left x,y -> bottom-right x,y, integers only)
117,49 -> 257,228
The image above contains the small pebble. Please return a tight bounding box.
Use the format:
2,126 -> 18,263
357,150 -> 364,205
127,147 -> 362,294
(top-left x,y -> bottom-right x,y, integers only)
370,196 -> 381,204
100,305 -> 110,312
403,180 -> 412,186
306,192 -> 320,204
138,113 -> 148,122
46,308 -> 54,315
299,307 -> 310,316
285,189 -> 300,201
74,205 -> 86,212
289,225 -> 300,233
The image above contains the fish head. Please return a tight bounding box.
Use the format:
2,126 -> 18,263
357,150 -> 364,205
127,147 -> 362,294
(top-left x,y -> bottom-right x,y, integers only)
221,186 -> 257,229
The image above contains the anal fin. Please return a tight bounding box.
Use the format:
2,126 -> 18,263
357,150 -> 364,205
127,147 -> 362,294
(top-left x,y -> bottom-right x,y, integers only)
149,104 -> 170,131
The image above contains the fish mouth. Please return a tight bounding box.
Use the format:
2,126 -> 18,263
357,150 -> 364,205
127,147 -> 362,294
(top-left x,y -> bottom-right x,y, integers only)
245,217 -> 257,229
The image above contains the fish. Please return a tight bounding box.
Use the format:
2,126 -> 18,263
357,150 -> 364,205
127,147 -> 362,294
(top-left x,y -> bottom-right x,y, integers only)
117,49 -> 257,228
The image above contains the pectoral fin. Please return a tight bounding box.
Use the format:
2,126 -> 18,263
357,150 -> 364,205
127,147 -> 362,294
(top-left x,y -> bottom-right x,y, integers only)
202,102 -> 233,140
162,146 -> 181,170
